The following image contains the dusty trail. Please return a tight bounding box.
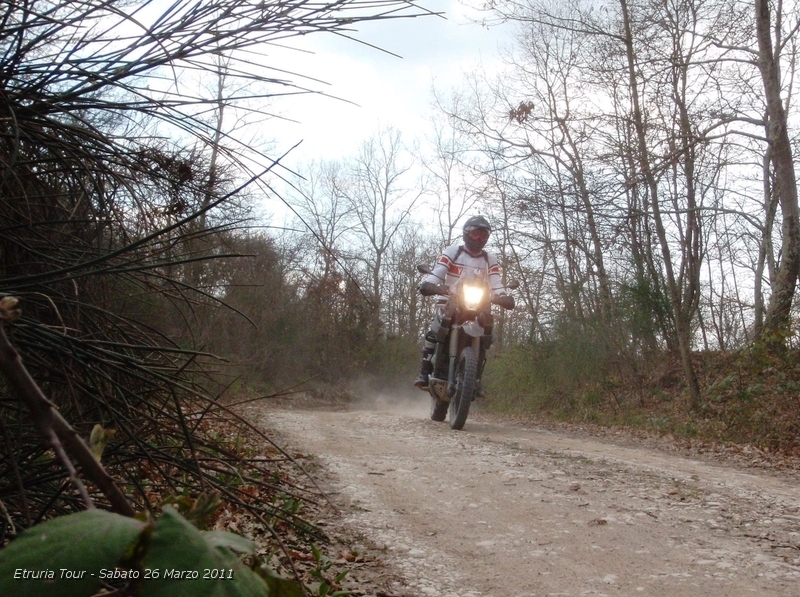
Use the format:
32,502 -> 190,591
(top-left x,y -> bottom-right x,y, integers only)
252,395 -> 800,597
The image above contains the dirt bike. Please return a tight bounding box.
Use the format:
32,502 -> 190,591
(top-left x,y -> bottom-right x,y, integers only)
417,264 -> 517,430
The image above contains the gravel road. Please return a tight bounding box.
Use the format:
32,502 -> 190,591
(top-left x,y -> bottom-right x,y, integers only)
253,394 -> 800,597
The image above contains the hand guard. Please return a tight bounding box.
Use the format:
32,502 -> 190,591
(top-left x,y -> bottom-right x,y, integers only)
418,281 -> 449,296
493,294 -> 515,310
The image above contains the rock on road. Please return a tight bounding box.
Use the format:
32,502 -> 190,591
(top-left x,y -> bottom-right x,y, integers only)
253,395 -> 800,597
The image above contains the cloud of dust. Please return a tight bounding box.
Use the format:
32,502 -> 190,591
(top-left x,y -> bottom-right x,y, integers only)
346,377 -> 431,419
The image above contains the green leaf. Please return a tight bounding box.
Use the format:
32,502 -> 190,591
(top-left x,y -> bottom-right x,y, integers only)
142,506 -> 276,597
334,570 -> 348,583
203,530 -> 256,555
0,509 -> 145,597
185,492 -> 223,529
261,570 -> 306,597
88,424 -> 116,462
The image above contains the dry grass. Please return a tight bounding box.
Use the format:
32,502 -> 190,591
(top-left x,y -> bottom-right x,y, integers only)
485,345 -> 800,457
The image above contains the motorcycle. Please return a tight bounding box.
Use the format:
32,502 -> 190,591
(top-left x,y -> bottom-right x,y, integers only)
417,264 -> 518,430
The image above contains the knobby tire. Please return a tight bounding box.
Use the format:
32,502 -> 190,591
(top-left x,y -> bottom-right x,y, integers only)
430,396 -> 448,421
449,346 -> 477,430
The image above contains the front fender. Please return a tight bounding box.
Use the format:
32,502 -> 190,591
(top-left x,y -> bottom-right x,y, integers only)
462,320 -> 484,338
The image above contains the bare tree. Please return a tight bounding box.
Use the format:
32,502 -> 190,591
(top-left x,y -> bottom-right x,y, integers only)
425,101 -> 485,245
287,160 -> 354,282
384,227 -> 440,339
448,0 -> 790,406
754,0 -> 800,341
339,128 -> 425,335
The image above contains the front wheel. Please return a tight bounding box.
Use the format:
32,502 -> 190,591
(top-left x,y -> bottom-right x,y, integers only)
449,346 -> 478,430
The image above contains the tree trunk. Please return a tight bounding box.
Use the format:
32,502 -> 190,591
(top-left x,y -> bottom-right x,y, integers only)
754,147 -> 779,337
755,0 -> 800,342
619,0 -> 701,408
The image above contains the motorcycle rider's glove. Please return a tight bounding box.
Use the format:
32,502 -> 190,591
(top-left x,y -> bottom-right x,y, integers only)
493,294 -> 515,310
418,281 -> 449,296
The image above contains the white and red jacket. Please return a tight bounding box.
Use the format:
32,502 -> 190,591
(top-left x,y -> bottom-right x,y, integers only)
423,243 -> 508,302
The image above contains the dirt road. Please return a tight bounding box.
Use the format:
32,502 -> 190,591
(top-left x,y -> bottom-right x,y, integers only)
253,395 -> 800,597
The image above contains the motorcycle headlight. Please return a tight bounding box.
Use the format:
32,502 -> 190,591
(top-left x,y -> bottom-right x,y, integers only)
462,284 -> 485,310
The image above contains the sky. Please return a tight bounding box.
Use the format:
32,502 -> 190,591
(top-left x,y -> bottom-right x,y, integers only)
264,0 -> 510,166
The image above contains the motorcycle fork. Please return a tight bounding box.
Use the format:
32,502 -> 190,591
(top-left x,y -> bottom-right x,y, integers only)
447,324 -> 460,397
477,349 -> 487,380
447,327 -> 481,397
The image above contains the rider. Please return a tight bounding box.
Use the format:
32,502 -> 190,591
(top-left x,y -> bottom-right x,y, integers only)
414,215 -> 514,392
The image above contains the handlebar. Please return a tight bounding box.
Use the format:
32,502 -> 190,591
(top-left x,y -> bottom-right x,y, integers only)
420,281 -> 514,309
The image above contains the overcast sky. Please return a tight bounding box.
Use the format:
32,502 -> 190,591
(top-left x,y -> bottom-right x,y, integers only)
265,0 -> 509,166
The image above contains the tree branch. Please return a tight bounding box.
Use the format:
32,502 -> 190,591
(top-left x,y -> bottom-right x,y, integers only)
0,297 -> 135,517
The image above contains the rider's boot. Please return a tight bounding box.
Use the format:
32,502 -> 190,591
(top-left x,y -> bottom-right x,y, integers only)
413,332 -> 437,390
414,357 -> 433,390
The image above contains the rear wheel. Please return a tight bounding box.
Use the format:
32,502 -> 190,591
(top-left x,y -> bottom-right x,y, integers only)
449,346 -> 478,430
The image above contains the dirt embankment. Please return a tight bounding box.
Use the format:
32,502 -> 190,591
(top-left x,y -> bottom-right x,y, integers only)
252,393 -> 800,597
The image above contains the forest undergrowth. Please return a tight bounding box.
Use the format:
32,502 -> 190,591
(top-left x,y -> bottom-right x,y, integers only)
196,405 -> 379,597
484,342 -> 800,460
